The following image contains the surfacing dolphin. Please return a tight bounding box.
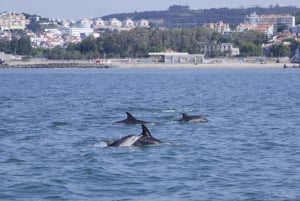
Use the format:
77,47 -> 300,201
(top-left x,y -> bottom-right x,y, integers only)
107,124 -> 161,147
179,113 -> 208,123
114,112 -> 150,125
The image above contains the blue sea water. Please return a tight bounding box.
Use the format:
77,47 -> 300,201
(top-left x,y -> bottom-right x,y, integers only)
1,67 -> 300,201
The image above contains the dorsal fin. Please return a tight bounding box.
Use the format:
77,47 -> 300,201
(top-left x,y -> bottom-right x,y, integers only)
141,124 -> 152,137
182,113 -> 188,118
126,112 -> 137,120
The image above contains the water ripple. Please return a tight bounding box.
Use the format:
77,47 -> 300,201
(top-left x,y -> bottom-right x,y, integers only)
1,68 -> 300,200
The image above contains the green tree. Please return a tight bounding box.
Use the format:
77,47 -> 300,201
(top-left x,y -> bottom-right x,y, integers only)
17,36 -> 32,55
79,36 -> 97,55
27,21 -> 42,33
282,38 -> 300,57
295,11 -> 300,25
9,38 -> 18,55
0,39 -> 9,53
277,23 -> 288,33
269,44 -> 290,57
240,41 -> 262,57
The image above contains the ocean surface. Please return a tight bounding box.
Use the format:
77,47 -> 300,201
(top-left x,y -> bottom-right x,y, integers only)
1,67 -> 300,201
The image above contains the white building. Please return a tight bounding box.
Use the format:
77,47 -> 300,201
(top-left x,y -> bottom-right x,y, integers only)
245,12 -> 295,29
199,43 -> 240,57
110,18 -> 122,30
136,19 -> 150,28
57,25 -> 70,35
149,52 -> 204,64
0,12 -> 29,30
69,26 -> 94,38
77,18 -> 92,28
123,18 -> 135,29
93,18 -> 107,29
204,21 -> 230,34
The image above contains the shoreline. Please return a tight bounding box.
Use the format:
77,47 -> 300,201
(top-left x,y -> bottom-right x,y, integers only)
1,60 -> 299,69
115,62 -> 287,69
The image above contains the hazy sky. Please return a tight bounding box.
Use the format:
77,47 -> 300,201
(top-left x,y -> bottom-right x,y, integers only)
1,0 -> 299,20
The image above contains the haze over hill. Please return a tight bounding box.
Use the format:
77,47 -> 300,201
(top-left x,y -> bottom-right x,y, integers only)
101,5 -> 300,28
0,0 -> 299,20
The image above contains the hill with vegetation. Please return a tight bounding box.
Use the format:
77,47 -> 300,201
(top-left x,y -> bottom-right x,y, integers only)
102,5 -> 300,28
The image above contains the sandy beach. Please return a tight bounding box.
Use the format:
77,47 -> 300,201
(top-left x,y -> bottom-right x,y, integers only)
1,58 -> 299,69
114,61 -> 293,69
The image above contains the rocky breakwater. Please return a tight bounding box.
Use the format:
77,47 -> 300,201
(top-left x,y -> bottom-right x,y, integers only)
0,61 -> 117,68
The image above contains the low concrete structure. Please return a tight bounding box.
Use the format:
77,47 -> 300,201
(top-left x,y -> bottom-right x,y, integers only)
148,52 -> 204,64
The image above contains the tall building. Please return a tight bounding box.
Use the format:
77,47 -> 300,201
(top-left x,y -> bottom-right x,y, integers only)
245,12 -> 295,29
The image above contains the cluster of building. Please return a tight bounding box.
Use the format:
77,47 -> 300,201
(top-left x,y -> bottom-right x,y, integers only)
204,12 -> 298,38
0,12 -> 29,30
0,12 -> 150,48
0,11 -> 299,58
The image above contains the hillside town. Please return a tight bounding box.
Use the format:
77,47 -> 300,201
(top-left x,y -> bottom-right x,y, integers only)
0,6 -> 300,65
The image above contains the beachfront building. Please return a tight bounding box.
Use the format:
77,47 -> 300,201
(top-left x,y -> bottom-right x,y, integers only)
245,12 -> 295,29
148,51 -> 204,64
0,12 -> 29,30
199,43 -> 240,57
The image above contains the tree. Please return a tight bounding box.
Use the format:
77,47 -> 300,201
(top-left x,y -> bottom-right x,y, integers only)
9,38 -> 18,55
27,21 -> 42,33
0,39 -> 9,53
269,44 -> 290,57
17,36 -> 32,55
78,36 -> 97,54
277,23 -> 288,33
283,38 -> 300,57
240,41 -> 262,57
295,11 -> 300,25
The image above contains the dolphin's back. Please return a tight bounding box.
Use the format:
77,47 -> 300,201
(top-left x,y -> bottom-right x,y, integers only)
114,112 -> 149,124
108,135 -> 141,147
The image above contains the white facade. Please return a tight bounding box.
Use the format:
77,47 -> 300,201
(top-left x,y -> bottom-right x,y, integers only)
149,52 -> 204,64
92,18 -> 150,30
93,18 -> 106,29
137,19 -> 150,28
204,21 -> 230,34
57,26 -> 70,35
245,12 -> 295,29
69,27 -> 93,38
110,18 -> 122,29
0,12 -> 29,30
200,43 -> 240,56
123,18 -> 135,29
77,18 -> 92,28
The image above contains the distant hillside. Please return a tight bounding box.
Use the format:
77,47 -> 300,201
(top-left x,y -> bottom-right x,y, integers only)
101,5 -> 300,28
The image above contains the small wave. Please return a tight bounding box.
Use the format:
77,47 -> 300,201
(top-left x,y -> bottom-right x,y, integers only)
93,141 -> 109,148
162,109 -> 177,113
4,158 -> 26,163
49,121 -> 71,128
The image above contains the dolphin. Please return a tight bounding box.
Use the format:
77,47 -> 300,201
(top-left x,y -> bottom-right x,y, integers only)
107,124 -> 161,147
114,112 -> 150,125
133,124 -> 161,146
179,113 -> 208,123
106,134 -> 142,147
